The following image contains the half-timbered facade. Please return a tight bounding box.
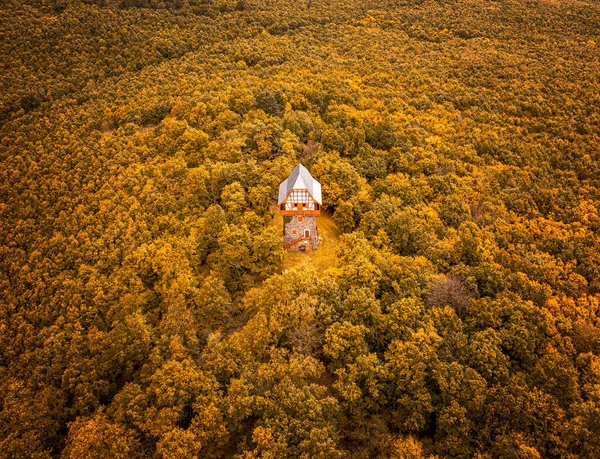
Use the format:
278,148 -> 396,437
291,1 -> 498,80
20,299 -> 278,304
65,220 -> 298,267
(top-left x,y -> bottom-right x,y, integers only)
278,164 -> 322,251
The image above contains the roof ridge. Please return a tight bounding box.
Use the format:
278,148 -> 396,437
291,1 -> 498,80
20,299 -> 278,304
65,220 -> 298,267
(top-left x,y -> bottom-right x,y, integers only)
278,163 -> 322,205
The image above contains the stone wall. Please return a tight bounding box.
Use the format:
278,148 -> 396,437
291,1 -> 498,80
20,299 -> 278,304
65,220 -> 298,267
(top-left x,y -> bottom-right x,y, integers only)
284,215 -> 319,251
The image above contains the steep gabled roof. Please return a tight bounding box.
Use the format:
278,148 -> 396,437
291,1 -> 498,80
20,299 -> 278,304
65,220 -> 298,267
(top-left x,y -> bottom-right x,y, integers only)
278,164 -> 322,205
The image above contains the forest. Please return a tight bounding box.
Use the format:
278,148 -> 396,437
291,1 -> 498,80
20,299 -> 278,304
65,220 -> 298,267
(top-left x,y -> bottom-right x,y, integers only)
1,0 -> 600,457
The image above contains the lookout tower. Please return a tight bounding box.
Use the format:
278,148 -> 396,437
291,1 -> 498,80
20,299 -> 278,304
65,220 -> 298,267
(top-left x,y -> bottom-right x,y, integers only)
278,164 -> 322,251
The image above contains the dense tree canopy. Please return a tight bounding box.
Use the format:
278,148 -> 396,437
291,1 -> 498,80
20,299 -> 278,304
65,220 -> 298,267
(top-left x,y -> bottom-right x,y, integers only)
1,0 -> 600,457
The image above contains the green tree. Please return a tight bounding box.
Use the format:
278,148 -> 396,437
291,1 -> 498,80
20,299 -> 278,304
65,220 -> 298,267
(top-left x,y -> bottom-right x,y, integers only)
334,200 -> 355,233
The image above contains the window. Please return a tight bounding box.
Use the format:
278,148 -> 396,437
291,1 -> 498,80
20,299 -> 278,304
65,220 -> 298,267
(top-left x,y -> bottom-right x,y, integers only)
304,230 -> 310,238
298,216 -> 303,223
292,229 -> 297,235
288,190 -> 313,203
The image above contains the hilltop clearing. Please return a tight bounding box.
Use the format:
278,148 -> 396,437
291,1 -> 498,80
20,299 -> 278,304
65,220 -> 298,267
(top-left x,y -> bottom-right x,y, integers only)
270,206 -> 342,273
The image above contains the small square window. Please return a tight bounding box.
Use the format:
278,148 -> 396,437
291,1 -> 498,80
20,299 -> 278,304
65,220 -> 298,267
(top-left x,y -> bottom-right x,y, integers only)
298,217 -> 303,223
292,229 -> 297,235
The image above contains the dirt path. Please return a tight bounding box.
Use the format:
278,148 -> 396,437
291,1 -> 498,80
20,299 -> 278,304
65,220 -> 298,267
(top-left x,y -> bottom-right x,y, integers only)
269,205 -> 341,274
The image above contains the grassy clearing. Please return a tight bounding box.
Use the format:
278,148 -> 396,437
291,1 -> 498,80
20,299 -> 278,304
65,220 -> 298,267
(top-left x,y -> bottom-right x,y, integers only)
269,205 -> 342,274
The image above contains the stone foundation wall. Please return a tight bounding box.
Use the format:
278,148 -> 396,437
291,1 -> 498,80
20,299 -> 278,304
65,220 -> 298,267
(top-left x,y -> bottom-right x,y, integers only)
284,215 -> 319,251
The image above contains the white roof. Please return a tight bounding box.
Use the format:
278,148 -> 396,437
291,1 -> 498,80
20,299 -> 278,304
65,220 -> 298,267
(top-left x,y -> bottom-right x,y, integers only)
278,164 -> 322,205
